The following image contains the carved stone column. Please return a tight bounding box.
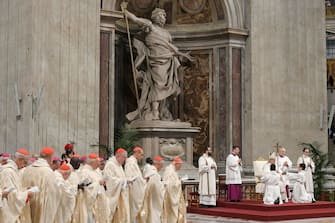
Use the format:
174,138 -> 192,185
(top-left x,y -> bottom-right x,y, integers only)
99,10 -> 123,157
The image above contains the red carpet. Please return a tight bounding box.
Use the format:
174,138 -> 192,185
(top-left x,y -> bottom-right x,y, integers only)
187,199 -> 335,221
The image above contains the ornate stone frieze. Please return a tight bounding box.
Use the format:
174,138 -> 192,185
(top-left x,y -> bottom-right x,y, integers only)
176,0 -> 212,24
179,0 -> 206,14
160,138 -> 186,159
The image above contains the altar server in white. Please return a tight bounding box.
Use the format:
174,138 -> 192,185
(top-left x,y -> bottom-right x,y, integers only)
291,163 -> 312,203
261,164 -> 282,205
226,146 -> 243,202
198,147 -> 217,207
297,148 -> 315,202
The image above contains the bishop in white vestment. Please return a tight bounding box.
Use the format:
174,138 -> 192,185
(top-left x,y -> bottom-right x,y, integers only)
138,156 -> 165,223
125,147 -> 146,222
104,148 -> 130,223
162,157 -> 186,223
21,147 -> 61,223
0,149 -> 33,223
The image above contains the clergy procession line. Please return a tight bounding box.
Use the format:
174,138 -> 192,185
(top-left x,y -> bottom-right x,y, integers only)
0,144 -> 316,223
0,144 -> 187,223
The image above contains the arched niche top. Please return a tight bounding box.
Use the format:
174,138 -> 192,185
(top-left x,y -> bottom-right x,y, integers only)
103,0 -> 245,30
222,0 -> 245,29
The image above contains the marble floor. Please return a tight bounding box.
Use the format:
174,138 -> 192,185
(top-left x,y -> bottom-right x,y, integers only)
187,213 -> 335,223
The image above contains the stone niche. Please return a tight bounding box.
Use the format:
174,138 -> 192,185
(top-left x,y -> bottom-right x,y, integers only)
129,120 -> 200,179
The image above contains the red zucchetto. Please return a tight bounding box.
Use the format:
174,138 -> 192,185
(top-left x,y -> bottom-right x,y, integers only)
88,153 -> 98,159
17,148 -> 29,156
154,156 -> 163,162
133,146 -> 143,153
173,157 -> 183,163
59,163 -> 71,171
64,143 -> 73,151
41,147 -> 54,156
115,148 -> 127,154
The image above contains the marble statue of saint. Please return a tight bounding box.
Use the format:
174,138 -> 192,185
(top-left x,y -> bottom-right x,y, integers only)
122,3 -> 193,121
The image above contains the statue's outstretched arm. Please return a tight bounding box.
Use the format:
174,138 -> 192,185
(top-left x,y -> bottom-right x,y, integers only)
123,9 -> 152,28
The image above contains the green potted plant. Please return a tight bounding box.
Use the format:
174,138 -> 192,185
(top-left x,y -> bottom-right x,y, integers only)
91,125 -> 139,158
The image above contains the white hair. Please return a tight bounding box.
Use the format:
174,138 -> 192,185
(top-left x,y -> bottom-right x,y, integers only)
279,147 -> 286,152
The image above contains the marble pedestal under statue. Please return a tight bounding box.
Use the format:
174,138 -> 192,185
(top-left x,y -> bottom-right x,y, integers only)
129,120 -> 200,179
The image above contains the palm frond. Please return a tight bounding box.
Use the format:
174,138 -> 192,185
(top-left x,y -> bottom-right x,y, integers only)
114,126 -> 139,155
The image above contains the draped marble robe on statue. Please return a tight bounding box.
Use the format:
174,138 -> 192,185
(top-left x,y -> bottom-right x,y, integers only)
124,9 -> 182,121
104,156 -> 130,223
21,158 -> 60,223
161,164 -> 186,223
125,155 -> 146,222
0,160 -> 29,223
138,166 -> 165,223
198,154 -> 217,206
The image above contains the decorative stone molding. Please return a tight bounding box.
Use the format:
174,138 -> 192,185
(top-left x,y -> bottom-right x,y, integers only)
179,0 -> 206,14
221,0 -> 245,29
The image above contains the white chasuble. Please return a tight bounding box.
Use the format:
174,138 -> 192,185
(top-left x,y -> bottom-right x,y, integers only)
0,160 -> 28,223
125,156 -> 146,222
161,164 -> 186,223
104,156 -> 130,223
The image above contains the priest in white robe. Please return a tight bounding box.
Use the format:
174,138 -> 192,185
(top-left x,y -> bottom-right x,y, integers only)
125,146 -> 146,222
297,148 -> 315,201
104,148 -> 130,223
261,164 -> 282,205
94,157 -> 110,223
226,146 -> 242,202
74,153 -> 109,223
54,163 -> 76,223
291,163 -> 312,203
68,156 -> 83,223
139,156 -> 165,223
21,147 -> 60,223
198,147 -> 217,207
0,149 -> 36,223
162,157 -> 187,223
276,147 -> 292,202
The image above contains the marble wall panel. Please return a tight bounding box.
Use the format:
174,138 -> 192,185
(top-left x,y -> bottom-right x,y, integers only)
182,52 -> 211,157
0,0 -> 100,155
100,32 -> 110,156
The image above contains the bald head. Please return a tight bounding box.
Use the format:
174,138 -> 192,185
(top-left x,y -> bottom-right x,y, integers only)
279,147 -> 286,157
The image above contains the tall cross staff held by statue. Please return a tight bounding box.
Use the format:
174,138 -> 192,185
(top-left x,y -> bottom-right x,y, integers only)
121,1 -> 142,120
121,2 -> 194,122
